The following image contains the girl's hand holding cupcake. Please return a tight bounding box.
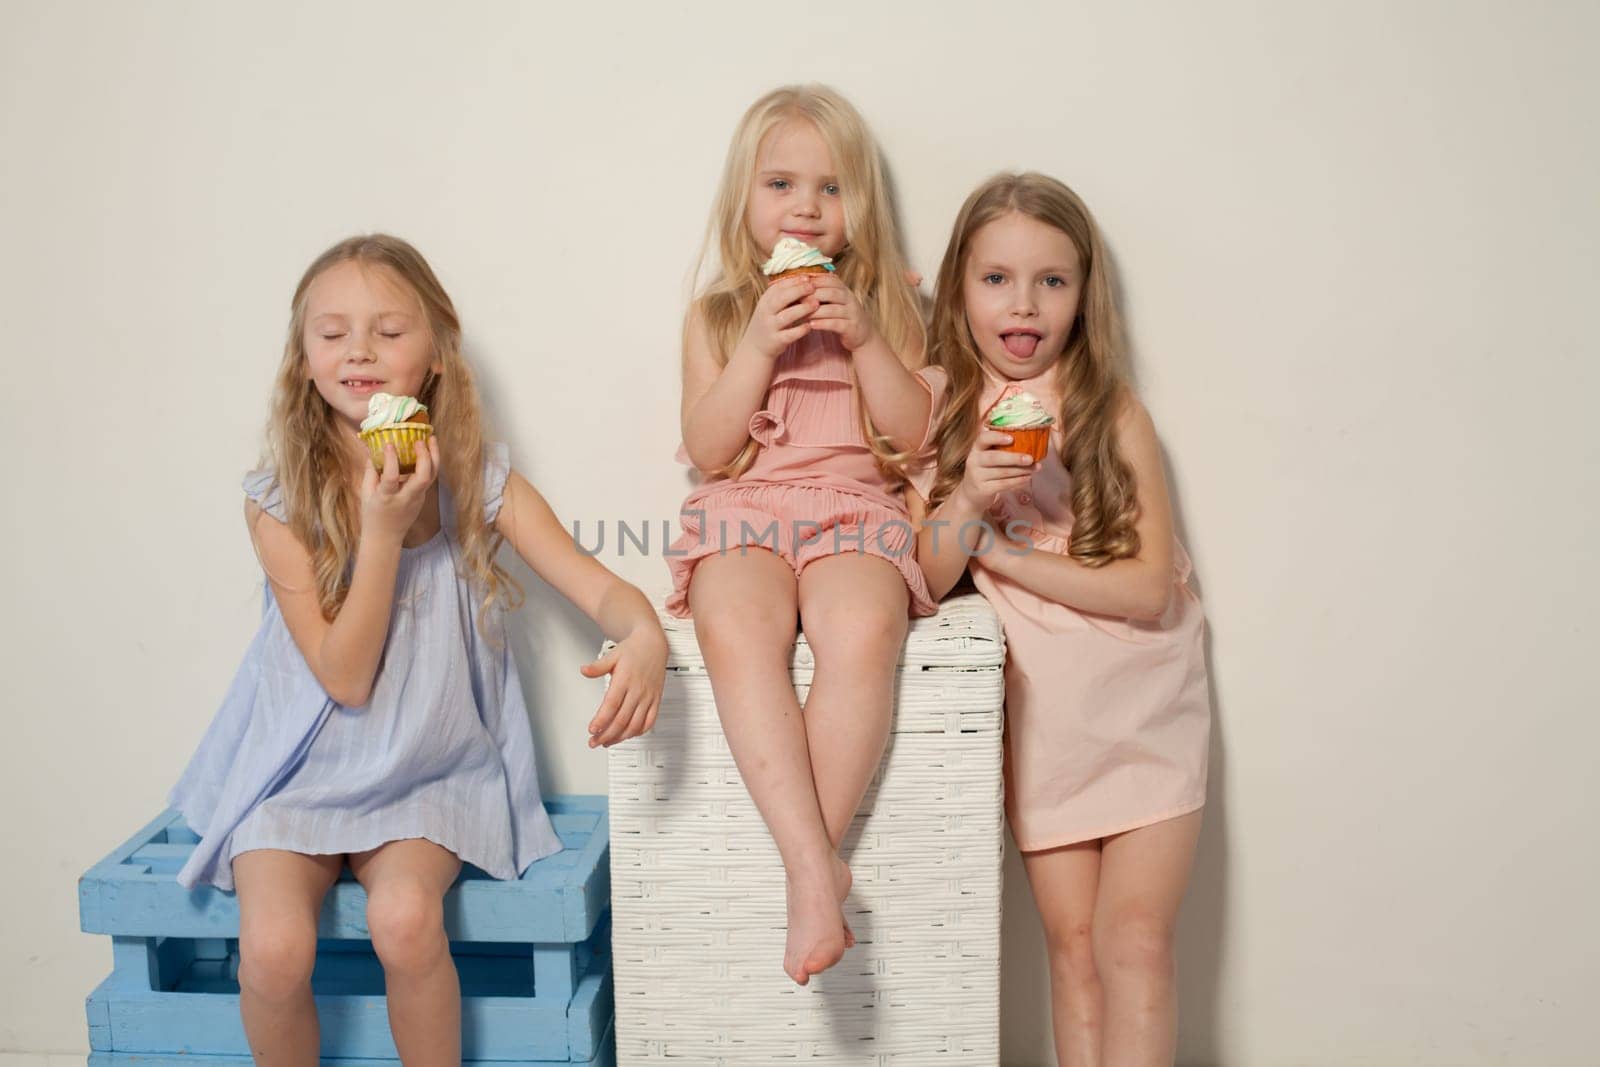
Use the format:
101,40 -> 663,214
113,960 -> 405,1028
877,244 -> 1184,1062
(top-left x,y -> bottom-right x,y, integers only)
738,275 -> 820,361
955,428 -> 1037,516
806,274 -> 877,351
359,435 -> 441,545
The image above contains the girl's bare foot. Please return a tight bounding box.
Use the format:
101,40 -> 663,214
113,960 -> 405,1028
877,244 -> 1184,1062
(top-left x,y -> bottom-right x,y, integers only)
782,854 -> 855,984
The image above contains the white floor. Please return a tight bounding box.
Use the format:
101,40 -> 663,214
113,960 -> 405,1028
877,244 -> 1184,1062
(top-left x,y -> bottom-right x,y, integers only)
0,1055 -> 85,1066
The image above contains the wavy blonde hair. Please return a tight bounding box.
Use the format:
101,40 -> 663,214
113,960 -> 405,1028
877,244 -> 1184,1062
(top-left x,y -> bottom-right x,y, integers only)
692,84 -> 925,481
925,173 -> 1141,566
262,234 -> 519,623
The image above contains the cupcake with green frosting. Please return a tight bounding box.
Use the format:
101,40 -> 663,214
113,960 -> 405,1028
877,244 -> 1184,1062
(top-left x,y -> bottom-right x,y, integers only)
358,392 -> 433,473
985,390 -> 1054,462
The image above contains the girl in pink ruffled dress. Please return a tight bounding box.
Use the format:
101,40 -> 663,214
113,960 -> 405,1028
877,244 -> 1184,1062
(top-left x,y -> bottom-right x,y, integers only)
666,85 -> 945,986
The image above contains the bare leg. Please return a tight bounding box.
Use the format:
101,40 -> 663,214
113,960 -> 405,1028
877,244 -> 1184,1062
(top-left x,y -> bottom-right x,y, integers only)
1095,811 -> 1203,1067
350,838 -> 464,1067
233,849 -> 343,1066
689,548 -> 845,984
796,552 -> 909,848
1021,841 -> 1106,1067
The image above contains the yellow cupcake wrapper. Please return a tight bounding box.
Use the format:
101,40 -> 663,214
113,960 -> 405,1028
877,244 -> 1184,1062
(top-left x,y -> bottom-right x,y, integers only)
359,423 -> 434,469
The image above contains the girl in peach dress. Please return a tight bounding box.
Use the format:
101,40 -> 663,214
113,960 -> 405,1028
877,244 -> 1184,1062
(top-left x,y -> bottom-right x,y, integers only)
665,85 -> 944,985
911,173 -> 1210,1067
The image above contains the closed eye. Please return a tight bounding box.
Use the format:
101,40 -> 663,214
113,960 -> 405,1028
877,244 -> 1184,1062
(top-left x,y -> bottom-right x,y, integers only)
320,333 -> 346,340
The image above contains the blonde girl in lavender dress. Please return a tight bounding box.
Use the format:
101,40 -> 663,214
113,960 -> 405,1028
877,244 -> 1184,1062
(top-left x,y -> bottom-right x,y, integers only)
665,85 -> 946,985
911,174 -> 1211,1067
170,235 -> 667,1065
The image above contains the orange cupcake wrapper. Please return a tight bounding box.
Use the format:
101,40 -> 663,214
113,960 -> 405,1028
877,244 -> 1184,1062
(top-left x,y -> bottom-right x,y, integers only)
992,425 -> 1051,463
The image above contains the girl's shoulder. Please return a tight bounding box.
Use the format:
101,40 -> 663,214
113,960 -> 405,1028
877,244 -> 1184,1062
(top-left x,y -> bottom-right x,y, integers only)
683,289 -> 739,355
916,362 -> 949,393
682,297 -> 712,347
242,468 -> 288,523
1111,388 -> 1158,442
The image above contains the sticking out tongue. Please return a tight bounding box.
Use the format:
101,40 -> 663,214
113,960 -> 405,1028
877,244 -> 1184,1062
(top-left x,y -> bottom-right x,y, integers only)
1002,332 -> 1040,359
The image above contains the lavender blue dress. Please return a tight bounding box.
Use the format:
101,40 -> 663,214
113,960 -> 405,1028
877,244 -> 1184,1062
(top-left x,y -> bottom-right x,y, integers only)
170,444 -> 562,891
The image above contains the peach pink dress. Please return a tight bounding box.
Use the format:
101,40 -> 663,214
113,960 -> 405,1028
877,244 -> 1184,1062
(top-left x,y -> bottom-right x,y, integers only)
913,365 -> 1210,850
666,329 -> 944,618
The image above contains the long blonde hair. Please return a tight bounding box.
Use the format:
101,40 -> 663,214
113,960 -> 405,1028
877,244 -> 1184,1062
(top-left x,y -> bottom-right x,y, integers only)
693,84 -> 925,481
926,173 -> 1141,566
263,234 -> 519,622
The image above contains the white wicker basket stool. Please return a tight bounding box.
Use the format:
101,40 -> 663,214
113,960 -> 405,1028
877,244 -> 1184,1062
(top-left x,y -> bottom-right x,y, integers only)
606,592 -> 1006,1066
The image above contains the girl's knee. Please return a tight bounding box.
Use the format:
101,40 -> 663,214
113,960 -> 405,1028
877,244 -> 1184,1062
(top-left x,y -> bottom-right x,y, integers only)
367,884 -> 447,974
1096,910 -> 1175,982
805,600 -> 907,662
695,596 -> 797,657
238,917 -> 318,1002
1044,919 -> 1100,986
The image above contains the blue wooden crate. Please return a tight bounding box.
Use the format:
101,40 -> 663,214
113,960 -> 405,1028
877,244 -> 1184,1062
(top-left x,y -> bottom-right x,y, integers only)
79,795 -> 613,1066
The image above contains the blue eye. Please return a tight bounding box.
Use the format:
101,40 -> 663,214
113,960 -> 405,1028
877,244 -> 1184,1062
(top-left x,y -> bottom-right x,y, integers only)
823,183 -> 840,196
769,179 -> 790,191
1043,276 -> 1065,288
982,273 -> 1004,285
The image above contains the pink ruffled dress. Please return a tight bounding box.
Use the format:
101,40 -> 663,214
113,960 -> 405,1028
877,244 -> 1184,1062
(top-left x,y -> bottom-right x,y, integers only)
666,329 -> 945,618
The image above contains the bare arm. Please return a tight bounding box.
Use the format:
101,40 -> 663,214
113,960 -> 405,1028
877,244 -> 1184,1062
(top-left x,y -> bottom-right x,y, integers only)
977,400 -> 1177,621
909,427 -> 1038,601
680,278 -> 818,471
908,488 -> 968,601
495,470 -> 667,747
851,331 -> 933,451
808,274 -> 929,450
255,440 -> 441,707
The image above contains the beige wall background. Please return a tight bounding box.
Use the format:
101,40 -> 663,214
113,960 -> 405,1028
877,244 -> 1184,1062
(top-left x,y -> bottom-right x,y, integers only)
4,1 -> 1596,1063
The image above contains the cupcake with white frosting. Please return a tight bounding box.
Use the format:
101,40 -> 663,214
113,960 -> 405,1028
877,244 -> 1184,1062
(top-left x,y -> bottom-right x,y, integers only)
762,237 -> 835,283
358,392 -> 433,473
